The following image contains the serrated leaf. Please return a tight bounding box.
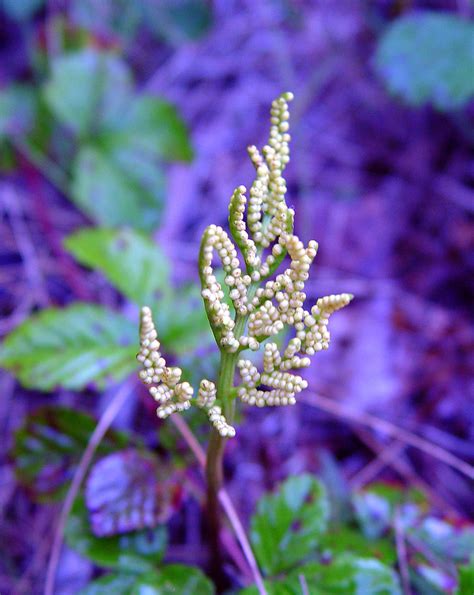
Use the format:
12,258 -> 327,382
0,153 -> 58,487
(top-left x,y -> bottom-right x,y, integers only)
13,405 -> 128,502
375,12 -> 474,111
64,228 -> 170,304
250,474 -> 330,575
44,48 -> 133,137
86,449 -> 182,537
241,555 -> 401,594
1,0 -> 44,21
66,498 -> 167,572
0,303 -> 137,390
71,144 -> 165,231
0,84 -> 37,138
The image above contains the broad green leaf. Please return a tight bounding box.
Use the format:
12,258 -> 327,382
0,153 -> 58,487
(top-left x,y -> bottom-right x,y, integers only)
71,144 -> 165,231
0,303 -> 137,390
457,558 -> 474,595
66,498 -> 167,572
375,12 -> 474,111
131,565 -> 214,594
114,96 -> 193,162
0,84 -> 37,138
80,566 -> 214,595
86,449 -> 182,536
13,405 -> 128,502
64,228 -> 170,304
241,555 -> 401,594
152,286 -> 212,355
1,0 -> 44,21
72,145 -> 164,231
44,48 -> 133,137
80,572 -> 136,595
250,474 -> 330,575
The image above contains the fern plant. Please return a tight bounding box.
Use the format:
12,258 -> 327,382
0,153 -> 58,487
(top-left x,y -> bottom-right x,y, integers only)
136,92 -> 353,546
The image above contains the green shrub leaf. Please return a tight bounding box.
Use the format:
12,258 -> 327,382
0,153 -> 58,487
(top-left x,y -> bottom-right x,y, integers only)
80,565 -> 214,595
115,95 -> 194,162
44,48 -> 133,137
66,498 -> 167,572
131,565 -> 214,594
79,572 -> 136,595
250,474 -> 330,575
0,84 -> 37,138
13,405 -> 128,502
64,228 -> 170,304
71,144 -> 165,231
85,449 -> 182,536
457,558 -> 474,595
241,554 -> 401,594
375,12 -> 474,111
0,303 -> 137,390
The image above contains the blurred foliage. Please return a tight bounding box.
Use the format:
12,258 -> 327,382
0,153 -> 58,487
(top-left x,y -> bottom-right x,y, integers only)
250,474 -> 330,575
13,405 -> 128,502
0,304 -> 138,390
64,228 -> 170,305
375,12 -> 474,111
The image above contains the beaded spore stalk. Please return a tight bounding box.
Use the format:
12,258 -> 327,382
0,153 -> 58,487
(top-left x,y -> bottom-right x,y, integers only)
137,91 -> 352,493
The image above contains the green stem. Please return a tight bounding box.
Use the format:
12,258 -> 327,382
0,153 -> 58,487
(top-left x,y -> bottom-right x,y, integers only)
205,314 -> 246,579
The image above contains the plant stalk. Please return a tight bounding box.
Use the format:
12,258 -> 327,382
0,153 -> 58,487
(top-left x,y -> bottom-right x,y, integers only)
205,315 -> 246,585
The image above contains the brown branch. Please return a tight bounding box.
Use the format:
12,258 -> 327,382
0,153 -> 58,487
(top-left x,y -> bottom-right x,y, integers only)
44,381 -> 133,595
301,392 -> 474,480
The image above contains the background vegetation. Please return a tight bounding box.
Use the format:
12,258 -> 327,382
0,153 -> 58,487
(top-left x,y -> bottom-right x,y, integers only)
0,1 -> 473,593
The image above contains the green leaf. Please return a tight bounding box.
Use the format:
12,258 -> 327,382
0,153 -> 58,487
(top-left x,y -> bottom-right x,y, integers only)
66,498 -> 167,572
141,0 -> 212,44
353,491 -> 392,540
320,527 -> 397,565
71,0 -> 143,42
79,572 -> 136,595
131,565 -> 214,594
1,0 -> 44,21
44,48 -> 133,137
0,84 -> 37,138
71,144 -> 165,231
0,303 -> 137,390
411,517 -> 474,563
241,555 -> 401,594
80,566 -> 214,595
250,474 -> 330,575
115,96 -> 194,162
64,228 -> 170,304
13,405 -> 128,502
86,449 -> 182,536
152,286 -> 212,355
457,558 -> 474,595
375,12 -> 474,111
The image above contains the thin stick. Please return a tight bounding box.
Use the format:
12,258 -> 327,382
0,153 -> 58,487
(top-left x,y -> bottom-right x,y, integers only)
44,382 -> 132,595
301,393 -> 474,480
394,509 -> 412,595
171,415 -> 267,595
